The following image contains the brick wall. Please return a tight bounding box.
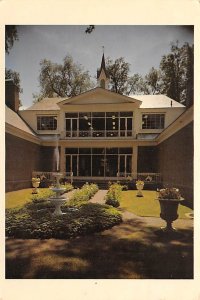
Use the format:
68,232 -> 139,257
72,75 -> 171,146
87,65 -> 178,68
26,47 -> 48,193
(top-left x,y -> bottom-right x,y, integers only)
137,146 -> 158,173
158,122 -> 193,207
5,133 -> 41,192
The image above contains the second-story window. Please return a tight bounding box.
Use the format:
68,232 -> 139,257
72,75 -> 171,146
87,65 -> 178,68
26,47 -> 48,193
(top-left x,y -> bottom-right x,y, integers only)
142,114 -> 165,129
37,116 -> 57,130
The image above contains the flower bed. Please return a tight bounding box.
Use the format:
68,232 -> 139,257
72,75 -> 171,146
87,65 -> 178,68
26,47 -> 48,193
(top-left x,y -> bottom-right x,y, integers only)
105,183 -> 123,207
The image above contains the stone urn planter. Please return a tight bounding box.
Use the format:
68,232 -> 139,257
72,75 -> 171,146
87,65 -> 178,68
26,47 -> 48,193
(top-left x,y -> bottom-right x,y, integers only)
32,178 -> 40,194
136,180 -> 144,197
157,188 -> 184,232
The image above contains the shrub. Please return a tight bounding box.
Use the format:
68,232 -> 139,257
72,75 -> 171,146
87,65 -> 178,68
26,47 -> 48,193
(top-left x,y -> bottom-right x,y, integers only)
5,203 -> 122,239
61,183 -> 73,192
69,183 -> 99,206
105,183 -> 123,207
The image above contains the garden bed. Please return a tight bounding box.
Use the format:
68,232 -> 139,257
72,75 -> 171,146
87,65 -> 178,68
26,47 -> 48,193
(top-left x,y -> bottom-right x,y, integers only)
6,183 -> 122,239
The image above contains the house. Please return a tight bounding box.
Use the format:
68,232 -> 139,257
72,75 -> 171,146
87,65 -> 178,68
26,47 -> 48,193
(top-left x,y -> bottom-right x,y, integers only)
5,55 -> 193,206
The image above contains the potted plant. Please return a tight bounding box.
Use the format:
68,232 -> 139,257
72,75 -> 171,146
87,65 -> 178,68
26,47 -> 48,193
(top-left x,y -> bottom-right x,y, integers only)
136,180 -> 144,197
156,187 -> 184,232
32,177 -> 40,194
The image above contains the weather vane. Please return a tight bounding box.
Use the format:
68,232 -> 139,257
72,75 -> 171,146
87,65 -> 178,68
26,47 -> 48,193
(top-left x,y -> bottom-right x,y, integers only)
102,46 -> 105,54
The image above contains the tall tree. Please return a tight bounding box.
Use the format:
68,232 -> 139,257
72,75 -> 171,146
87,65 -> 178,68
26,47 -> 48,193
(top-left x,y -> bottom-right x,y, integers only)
38,55 -> 94,99
5,25 -> 18,54
181,43 -> 194,107
144,67 -> 162,95
126,74 -> 146,95
106,57 -> 131,95
159,41 -> 193,106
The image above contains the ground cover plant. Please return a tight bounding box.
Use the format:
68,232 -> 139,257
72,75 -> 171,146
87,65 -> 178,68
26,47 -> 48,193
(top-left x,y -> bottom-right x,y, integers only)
120,190 -> 193,218
6,183 -> 122,239
105,183 -> 123,207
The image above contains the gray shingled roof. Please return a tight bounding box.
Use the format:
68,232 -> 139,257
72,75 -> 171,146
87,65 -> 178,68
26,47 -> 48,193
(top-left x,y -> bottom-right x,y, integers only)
26,98 -> 66,111
129,94 -> 185,108
23,93 -> 185,111
5,105 -> 37,136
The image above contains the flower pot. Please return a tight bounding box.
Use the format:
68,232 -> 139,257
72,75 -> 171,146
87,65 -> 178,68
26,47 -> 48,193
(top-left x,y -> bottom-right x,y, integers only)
32,181 -> 40,194
136,183 -> 144,197
158,198 -> 183,232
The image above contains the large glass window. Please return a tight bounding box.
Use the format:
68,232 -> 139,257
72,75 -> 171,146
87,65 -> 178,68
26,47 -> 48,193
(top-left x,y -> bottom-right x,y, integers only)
142,114 -> 165,129
65,112 -> 133,138
65,148 -> 132,177
37,116 -> 57,130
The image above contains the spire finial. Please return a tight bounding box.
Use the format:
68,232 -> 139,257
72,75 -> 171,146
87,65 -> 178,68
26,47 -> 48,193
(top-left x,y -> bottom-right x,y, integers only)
102,46 -> 104,54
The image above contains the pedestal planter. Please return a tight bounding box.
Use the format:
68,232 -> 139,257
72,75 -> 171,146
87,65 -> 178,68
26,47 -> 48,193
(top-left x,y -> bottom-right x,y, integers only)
136,181 -> 144,197
50,198 -> 66,216
32,179 -> 40,194
158,198 -> 184,232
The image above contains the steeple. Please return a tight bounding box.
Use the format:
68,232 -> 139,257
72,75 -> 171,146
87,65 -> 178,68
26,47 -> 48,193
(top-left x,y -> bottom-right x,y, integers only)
97,53 -> 109,89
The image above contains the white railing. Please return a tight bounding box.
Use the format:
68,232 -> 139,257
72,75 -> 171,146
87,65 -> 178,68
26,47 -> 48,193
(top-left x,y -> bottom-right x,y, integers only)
117,172 -> 161,183
65,130 -> 133,138
32,171 -> 73,184
32,171 -> 161,184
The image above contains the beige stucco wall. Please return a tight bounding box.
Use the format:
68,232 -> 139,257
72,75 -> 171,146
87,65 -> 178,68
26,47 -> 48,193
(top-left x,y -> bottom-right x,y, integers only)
19,109 -> 60,134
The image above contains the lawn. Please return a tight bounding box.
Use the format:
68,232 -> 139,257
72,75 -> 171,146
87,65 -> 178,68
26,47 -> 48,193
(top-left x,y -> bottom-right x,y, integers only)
5,188 -> 50,209
120,190 -> 193,218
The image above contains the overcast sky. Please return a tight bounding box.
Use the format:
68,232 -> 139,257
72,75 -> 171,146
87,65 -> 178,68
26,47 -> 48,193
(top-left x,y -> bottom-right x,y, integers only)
5,25 -> 193,109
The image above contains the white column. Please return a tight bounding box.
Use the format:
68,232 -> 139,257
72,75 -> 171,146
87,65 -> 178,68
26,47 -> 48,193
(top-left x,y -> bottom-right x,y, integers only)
132,146 -> 138,179
60,145 -> 65,173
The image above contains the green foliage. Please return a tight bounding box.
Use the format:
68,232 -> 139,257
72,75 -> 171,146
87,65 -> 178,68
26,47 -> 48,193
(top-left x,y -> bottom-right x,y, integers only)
105,183 -> 123,207
5,25 -> 18,54
69,183 -> 99,206
60,183 -> 74,192
6,203 -> 122,239
106,41 -> 193,107
160,42 -> 193,106
157,188 -> 182,200
36,55 -> 94,101
106,57 -> 130,94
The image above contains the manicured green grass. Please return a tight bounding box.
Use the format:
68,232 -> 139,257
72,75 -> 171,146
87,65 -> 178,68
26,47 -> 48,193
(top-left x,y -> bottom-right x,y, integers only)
120,190 -> 193,219
5,188 -> 50,209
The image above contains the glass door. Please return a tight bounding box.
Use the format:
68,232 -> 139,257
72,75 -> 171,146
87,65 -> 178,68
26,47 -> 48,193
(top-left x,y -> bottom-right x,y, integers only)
119,155 -> 132,177
65,155 -> 78,176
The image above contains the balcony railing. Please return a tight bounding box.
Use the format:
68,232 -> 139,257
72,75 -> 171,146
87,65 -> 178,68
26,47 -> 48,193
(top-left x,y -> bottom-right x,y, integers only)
65,130 -> 133,138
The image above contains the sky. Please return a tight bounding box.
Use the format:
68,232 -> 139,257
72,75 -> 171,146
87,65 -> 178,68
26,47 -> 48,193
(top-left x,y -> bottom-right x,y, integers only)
5,25 -> 194,109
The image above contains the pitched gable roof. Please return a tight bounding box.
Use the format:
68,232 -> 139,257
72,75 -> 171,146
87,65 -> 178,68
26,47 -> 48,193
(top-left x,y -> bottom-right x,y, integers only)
5,105 -> 37,136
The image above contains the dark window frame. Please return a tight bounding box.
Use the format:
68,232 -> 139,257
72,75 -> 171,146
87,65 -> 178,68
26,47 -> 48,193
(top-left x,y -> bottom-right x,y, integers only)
37,116 -> 57,130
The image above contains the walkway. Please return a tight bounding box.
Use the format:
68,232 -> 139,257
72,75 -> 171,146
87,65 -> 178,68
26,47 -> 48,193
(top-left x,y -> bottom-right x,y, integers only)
89,189 -> 107,204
